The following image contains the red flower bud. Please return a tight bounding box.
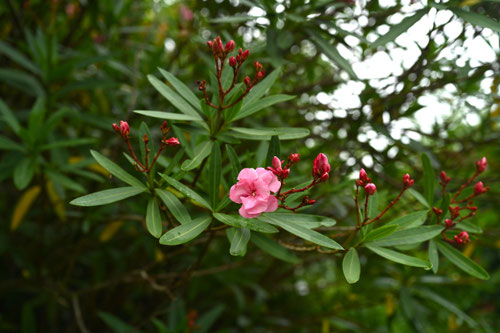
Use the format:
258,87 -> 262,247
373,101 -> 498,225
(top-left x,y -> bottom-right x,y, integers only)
254,61 -> 263,71
225,40 -> 235,52
454,231 -> 469,245
257,71 -> 265,80
112,123 -> 120,133
313,153 -> 330,181
165,137 -> 180,146
143,133 -> 149,144
244,76 -> 251,87
445,219 -> 453,228
242,49 -> 250,60
288,153 -> 300,164
308,199 -> 316,204
206,41 -> 212,49
161,121 -> 169,135
433,207 -> 443,215
403,173 -> 414,188
475,157 -> 487,173
217,37 -> 224,52
440,171 -> 450,183
119,121 -> 129,136
473,181 -> 489,195
364,183 -> 376,196
449,205 -> 460,219
229,56 -> 237,67
359,168 -> 368,182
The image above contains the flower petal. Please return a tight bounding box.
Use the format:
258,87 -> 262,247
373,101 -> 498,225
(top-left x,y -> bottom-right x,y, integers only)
229,183 -> 250,203
265,195 -> 278,212
239,206 -> 261,218
238,168 -> 258,181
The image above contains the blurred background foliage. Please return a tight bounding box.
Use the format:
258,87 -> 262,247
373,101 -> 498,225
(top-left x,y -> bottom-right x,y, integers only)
1,0 -> 499,332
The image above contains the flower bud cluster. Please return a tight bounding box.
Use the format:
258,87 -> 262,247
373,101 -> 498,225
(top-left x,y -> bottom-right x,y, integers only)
312,153 -> 330,182
112,120 -> 179,173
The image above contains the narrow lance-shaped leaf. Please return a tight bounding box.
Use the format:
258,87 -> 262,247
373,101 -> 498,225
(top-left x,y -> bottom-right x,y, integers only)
436,240 -> 489,280
159,216 -> 211,246
134,110 -> 202,121
159,174 -> 211,209
70,187 -> 146,207
0,98 -> 21,134
213,213 -> 278,234
230,127 -> 310,141
181,141 -> 213,171
227,227 -> 251,256
428,239 -> 439,274
265,135 -> 280,167
451,8 -> 500,34
234,94 -> 295,121
209,142 -> 221,209
146,198 -> 163,238
386,210 -> 429,229
158,68 -> 202,112
251,233 -> 300,264
13,158 -> 35,190
156,189 -> 191,225
241,68 -> 282,109
363,225 -> 398,243
343,248 -> 361,284
366,245 -> 432,269
366,225 -> 443,247
371,8 -> 429,48
421,153 -> 435,205
90,150 -> 146,188
226,144 -> 242,182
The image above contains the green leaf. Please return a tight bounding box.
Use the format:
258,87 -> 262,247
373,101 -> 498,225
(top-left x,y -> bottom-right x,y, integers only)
366,225 -> 443,247
46,169 -> 86,193
0,40 -> 41,75
133,110 -> 201,121
265,135 -> 280,167
251,233 -> 300,264
13,158 -> 35,190
98,312 -> 140,333
159,174 -> 211,209
41,138 -> 95,151
147,74 -> 202,119
209,142 -> 221,209
259,212 -> 336,229
422,153 -> 435,205
451,8 -> 500,34
210,15 -> 255,23
235,94 -> 294,121
159,216 -> 211,245
263,216 -> 343,250
227,227 -> 251,256
181,141 -> 213,171
308,33 -> 358,80
0,68 -> 44,97
90,150 -> 146,188
367,191 -> 379,220
0,98 -> 21,134
0,136 -> 24,151
386,210 -> 429,229
213,213 -> 278,233
158,68 -> 202,112
230,127 -> 310,140
363,225 -> 398,243
366,245 -> 432,268
371,9 -> 429,48
436,241 -> 489,280
342,248 -> 361,284
241,68 -> 282,109
226,144 -> 242,182
146,199 -> 162,238
428,239 -> 439,274
413,289 -> 477,328
156,189 -> 191,225
408,188 -> 430,208
197,304 -> 226,333
455,220 -> 482,234
70,187 -> 146,206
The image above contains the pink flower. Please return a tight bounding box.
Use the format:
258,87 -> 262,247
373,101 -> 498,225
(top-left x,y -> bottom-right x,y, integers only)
165,137 -> 180,146
313,153 -> 330,181
229,168 -> 281,218
364,183 -> 376,196
112,121 -> 129,136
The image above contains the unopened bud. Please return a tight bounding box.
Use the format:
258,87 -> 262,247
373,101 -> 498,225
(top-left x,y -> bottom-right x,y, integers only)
206,41 -> 212,49
119,121 -> 130,136
225,40 -> 235,52
242,49 -> 250,60
288,153 -> 300,164
449,205 -> 460,219
364,183 -> 376,196
474,181 -> 488,195
313,153 -> 330,181
143,133 -> 149,144
440,171 -> 450,183
254,61 -> 263,71
359,168 -> 368,182
433,207 -> 443,215
403,173 -> 414,188
229,56 -> 237,67
165,137 -> 180,146
112,123 -> 120,133
445,219 -> 453,228
244,76 -> 251,87
257,71 -> 265,80
475,157 -> 487,173
454,231 -> 470,245
161,121 -> 169,135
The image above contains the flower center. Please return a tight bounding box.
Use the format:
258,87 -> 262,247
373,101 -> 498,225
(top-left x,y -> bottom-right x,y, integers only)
251,191 -> 257,197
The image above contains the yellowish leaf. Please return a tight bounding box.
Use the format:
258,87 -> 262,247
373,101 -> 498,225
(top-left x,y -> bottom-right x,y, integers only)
11,186 -> 41,230
99,221 -> 123,242
155,248 -> 165,262
460,0 -> 482,7
46,180 -> 66,221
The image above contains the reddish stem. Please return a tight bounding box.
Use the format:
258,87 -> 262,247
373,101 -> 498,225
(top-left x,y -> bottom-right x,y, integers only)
363,187 -> 407,226
451,171 -> 479,203
354,185 -> 361,228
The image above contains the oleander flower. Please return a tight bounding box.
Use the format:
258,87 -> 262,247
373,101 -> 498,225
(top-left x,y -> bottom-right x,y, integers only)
229,168 -> 281,218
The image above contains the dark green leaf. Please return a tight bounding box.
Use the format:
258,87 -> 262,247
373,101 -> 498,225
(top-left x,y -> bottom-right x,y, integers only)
251,233 -> 300,264
366,245 -> 432,268
70,187 -> 146,206
158,68 -> 202,112
241,68 -> 282,109
363,225 -> 398,243
428,239 -> 439,274
159,174 -> 211,209
308,33 -> 358,79
156,189 -> 191,225
235,94 -> 294,120
91,150 -> 146,188
259,212 -> 336,229
372,9 -> 429,48
159,216 -> 211,245
386,210 -> 429,229
146,198 -> 162,238
133,110 -> 201,121
209,142 -> 221,209
342,248 -> 360,284
265,135 -> 280,167
451,8 -> 500,33
0,136 -> 24,151
213,213 -> 278,233
436,241 -> 489,280
230,127 -> 310,140
0,40 -> 41,75
422,153 -> 435,205
181,141 -> 213,171
408,189 -> 430,208
226,144 -> 242,182
366,225 -> 443,247
227,227 -> 251,256
0,98 -> 21,134
13,158 -> 35,190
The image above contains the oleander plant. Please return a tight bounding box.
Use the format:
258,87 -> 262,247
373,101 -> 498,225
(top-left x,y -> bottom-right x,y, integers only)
1,1 -> 499,332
